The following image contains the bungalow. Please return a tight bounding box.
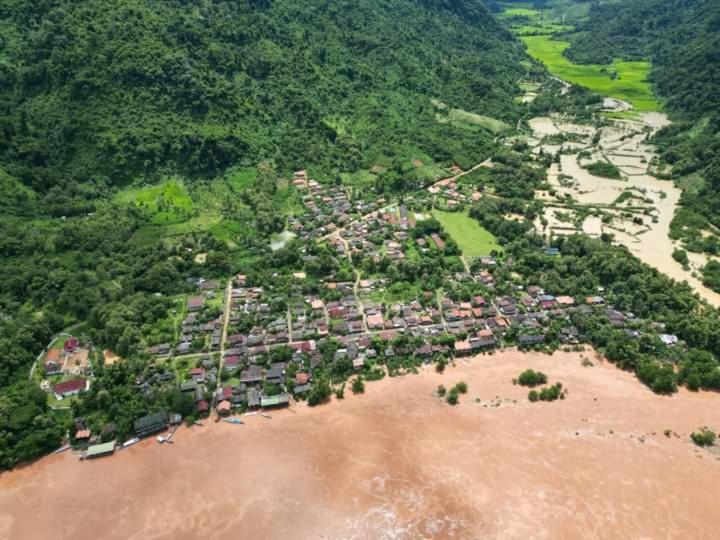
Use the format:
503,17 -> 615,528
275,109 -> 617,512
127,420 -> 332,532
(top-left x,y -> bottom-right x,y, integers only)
187,296 -> 205,311
64,338 -> 79,353
224,355 -> 241,371
556,295 -> 575,307
53,378 -> 89,400
217,400 -> 231,416
240,366 -> 264,385
134,411 -> 169,438
261,393 -> 290,408
519,334 -> 545,347
454,340 -> 472,355
44,349 -> 63,375
247,387 -> 262,409
367,313 -> 384,330
197,400 -> 210,414
189,367 -> 206,382
85,441 -> 116,459
660,334 -> 679,347
180,381 -> 198,393
294,383 -> 312,395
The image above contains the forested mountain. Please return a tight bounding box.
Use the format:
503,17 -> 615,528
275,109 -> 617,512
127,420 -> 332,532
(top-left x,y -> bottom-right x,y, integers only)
564,0 -> 720,253
0,0 -> 524,196
0,0 -> 531,468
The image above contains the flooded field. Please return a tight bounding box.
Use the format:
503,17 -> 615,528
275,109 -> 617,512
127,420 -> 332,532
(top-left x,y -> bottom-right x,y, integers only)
530,114 -> 720,306
2,350 -> 720,540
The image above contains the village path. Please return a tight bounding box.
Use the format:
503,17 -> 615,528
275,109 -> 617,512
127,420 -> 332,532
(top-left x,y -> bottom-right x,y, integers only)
352,268 -> 368,333
214,279 -> 233,407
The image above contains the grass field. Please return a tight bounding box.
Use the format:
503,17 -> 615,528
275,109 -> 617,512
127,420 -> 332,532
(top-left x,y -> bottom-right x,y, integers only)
432,210 -> 501,257
116,178 -> 194,225
521,36 -> 659,112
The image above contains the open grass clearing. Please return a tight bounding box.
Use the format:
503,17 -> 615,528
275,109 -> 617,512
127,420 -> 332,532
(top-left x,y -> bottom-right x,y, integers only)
116,178 -> 194,225
432,210 -> 501,257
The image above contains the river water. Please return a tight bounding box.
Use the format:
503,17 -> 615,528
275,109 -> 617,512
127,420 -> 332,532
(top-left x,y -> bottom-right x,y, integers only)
2,349 -> 719,539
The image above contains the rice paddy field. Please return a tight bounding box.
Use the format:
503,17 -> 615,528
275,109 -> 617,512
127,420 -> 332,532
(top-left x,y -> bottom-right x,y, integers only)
432,210 -> 501,257
521,36 -> 659,111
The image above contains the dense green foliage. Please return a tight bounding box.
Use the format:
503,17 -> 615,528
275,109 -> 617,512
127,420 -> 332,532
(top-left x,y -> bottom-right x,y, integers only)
0,0 -> 525,191
517,369 -> 548,387
583,161 -> 622,180
0,381 -> 64,469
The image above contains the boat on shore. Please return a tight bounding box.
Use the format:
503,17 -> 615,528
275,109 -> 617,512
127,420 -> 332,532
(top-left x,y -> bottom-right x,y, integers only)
222,418 -> 244,425
122,437 -> 140,448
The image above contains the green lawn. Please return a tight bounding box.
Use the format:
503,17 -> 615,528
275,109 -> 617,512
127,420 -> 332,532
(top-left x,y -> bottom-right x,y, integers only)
432,210 -> 501,257
521,35 -> 659,111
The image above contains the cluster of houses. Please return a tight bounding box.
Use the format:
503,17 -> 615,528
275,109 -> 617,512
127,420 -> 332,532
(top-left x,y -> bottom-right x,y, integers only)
288,170 -> 387,241
149,279 -> 224,357
132,171 -> 682,420
43,337 -> 91,377
427,174 -> 483,209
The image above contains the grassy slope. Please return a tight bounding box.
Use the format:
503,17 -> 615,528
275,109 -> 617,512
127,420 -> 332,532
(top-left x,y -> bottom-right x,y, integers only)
432,210 -> 501,256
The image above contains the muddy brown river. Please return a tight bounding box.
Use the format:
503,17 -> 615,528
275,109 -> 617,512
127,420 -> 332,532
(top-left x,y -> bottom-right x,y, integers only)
2,349 -> 720,539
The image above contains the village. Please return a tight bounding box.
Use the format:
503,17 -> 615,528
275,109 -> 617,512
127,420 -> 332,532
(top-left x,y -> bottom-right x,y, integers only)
37,168 -> 682,460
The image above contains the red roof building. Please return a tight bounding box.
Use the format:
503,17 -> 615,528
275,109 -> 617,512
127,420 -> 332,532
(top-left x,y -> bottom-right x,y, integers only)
53,378 -> 87,398
64,338 -> 79,353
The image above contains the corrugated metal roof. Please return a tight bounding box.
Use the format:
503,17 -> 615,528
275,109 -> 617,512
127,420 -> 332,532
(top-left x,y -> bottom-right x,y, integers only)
86,441 -> 115,457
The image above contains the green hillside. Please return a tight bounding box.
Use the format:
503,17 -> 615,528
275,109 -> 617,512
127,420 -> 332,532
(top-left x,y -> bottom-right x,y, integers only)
0,0 -> 525,196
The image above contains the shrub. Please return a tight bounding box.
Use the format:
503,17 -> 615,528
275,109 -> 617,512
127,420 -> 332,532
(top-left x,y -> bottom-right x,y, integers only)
437,384 -> 447,397
690,428 -> 716,447
454,381 -> 468,394
528,390 -> 539,402
446,388 -> 459,405
351,377 -> 365,394
517,369 -> 548,387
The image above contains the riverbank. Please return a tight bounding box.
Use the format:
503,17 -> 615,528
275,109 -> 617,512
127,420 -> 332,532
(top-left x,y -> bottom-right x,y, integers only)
2,349 -> 719,539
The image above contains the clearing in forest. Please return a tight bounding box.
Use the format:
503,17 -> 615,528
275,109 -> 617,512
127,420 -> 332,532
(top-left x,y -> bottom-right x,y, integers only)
432,210 -> 501,257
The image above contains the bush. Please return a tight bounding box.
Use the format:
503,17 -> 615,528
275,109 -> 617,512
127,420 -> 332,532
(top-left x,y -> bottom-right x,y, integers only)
446,388 -> 459,405
672,248 -> 689,267
335,383 -> 345,400
583,161 -> 622,179
528,390 -> 539,402
351,377 -> 365,394
454,381 -> 468,394
437,384 -> 447,397
308,379 -> 332,406
517,369 -> 548,387
690,428 -> 716,447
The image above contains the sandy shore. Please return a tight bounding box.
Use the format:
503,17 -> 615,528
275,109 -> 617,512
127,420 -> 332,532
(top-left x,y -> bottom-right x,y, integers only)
2,349 -> 720,540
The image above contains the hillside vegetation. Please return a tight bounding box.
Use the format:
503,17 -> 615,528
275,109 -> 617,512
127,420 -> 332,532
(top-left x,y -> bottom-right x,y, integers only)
0,0 -> 525,197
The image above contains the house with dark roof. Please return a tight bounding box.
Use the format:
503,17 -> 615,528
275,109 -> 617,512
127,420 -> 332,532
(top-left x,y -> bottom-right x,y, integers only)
134,411 -> 169,438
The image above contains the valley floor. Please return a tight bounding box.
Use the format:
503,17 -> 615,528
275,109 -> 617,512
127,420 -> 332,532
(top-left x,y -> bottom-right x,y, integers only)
2,349 -> 719,540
